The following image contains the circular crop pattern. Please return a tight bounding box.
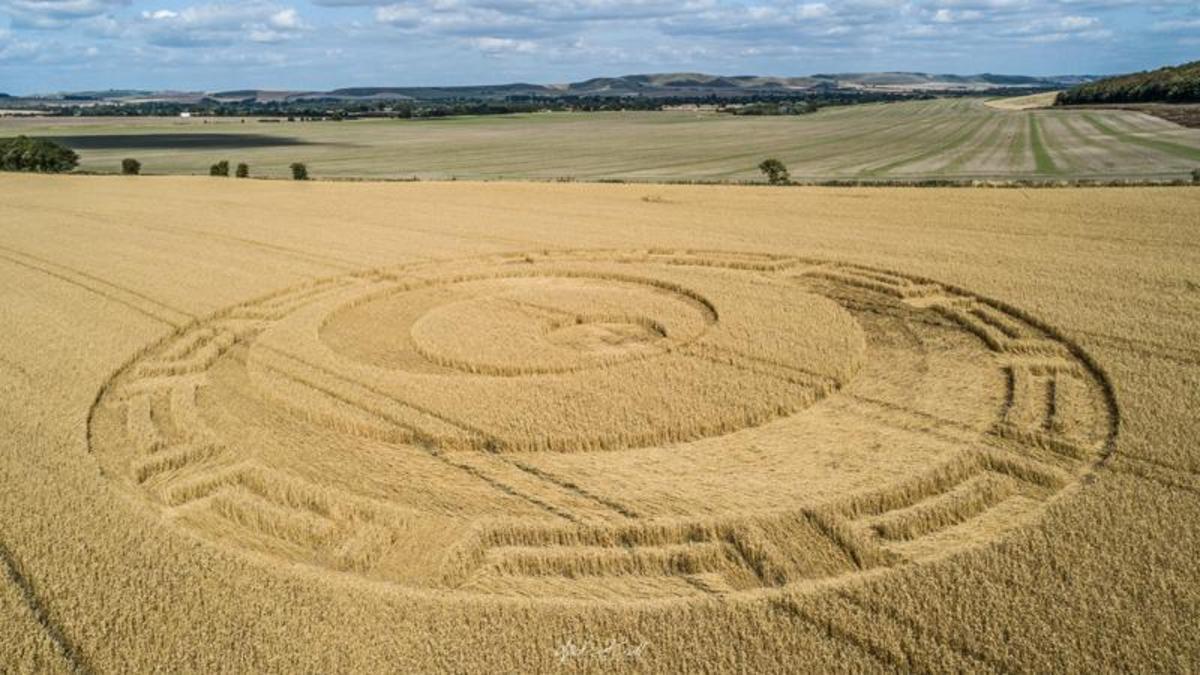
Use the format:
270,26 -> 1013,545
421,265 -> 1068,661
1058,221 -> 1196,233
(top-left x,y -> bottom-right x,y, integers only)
402,276 -> 710,375
89,249 -> 1117,603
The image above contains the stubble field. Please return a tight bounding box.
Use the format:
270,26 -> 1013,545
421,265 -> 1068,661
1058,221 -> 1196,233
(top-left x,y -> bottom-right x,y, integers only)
1,174 -> 1198,672
5,97 -> 1200,182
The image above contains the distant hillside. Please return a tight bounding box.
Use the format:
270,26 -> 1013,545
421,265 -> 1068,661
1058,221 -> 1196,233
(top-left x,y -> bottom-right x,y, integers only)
564,73 -> 820,93
1057,61 -> 1200,105
809,72 -> 1088,89
272,71 -> 1078,102
17,71 -> 1091,105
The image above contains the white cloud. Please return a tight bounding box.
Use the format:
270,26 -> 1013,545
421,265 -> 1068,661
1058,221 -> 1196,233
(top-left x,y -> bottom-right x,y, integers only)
1058,15 -> 1099,29
933,8 -> 984,23
998,12 -> 1109,41
269,8 -> 302,29
134,2 -> 308,47
374,4 -> 422,26
1,0 -> 128,28
374,2 -> 551,38
470,35 -> 537,54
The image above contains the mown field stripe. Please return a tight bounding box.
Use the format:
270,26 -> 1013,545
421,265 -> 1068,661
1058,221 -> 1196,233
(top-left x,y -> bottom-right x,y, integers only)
1056,116 -> 1117,169
824,103 -> 970,174
1006,115 -> 1029,172
864,113 -> 993,177
1062,113 -> 1192,175
779,107 -> 952,177
1033,115 -> 1086,174
1028,115 -> 1059,175
953,112 -> 1022,176
837,108 -> 972,175
1083,113 -> 1200,162
938,114 -> 1005,175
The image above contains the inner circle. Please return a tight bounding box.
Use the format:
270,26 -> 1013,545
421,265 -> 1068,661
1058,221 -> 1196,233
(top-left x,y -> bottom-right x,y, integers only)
407,276 -> 704,375
314,268 -> 865,452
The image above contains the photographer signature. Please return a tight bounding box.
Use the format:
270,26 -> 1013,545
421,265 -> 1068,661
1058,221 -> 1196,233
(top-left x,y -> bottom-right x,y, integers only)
554,638 -> 649,664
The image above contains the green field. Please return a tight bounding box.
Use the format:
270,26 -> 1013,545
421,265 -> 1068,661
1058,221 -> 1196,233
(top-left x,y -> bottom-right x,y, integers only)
4,98 -> 1200,181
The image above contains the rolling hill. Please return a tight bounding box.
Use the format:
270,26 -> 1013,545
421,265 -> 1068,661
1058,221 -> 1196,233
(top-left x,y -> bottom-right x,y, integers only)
16,71 -> 1091,104
1057,60 -> 1200,105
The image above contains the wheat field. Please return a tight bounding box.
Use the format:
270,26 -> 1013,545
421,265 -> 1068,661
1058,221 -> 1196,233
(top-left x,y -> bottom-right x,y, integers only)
1,174 -> 1198,672
6,98 -> 1200,182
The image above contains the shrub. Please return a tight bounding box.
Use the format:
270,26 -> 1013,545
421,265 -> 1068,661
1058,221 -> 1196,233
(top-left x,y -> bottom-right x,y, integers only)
210,160 -> 230,177
290,162 -> 308,181
236,163 -> 249,178
1192,168 -> 1200,184
758,158 -> 790,185
122,158 -> 141,175
0,136 -> 78,173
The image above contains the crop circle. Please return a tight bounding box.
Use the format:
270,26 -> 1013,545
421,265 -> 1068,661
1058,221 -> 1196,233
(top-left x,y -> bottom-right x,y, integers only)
89,249 -> 1116,603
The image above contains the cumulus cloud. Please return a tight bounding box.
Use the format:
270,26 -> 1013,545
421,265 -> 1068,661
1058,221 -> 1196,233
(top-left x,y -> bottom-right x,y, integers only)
134,2 -> 308,47
374,2 -> 547,37
369,0 -> 720,43
995,13 -> 1111,42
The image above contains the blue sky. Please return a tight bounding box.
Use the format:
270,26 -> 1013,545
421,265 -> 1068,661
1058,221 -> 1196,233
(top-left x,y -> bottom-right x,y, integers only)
1,0 -> 1197,93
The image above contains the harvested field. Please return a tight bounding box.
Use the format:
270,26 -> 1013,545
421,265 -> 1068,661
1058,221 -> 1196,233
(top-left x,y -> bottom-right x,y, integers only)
1,174 -> 1199,671
4,98 -> 1200,182
1060,103 -> 1200,130
44,133 -> 317,150
985,92 -> 1059,111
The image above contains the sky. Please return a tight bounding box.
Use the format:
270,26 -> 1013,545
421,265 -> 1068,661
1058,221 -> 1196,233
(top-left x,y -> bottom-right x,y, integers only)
0,0 -> 1197,94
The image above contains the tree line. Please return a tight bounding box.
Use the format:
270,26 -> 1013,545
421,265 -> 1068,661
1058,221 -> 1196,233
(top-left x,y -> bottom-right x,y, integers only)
0,136 -> 78,172
1057,60 -> 1200,105
26,90 -> 937,120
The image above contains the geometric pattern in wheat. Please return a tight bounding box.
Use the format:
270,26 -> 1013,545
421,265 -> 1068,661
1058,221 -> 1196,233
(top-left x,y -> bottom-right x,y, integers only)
88,249 -> 1117,602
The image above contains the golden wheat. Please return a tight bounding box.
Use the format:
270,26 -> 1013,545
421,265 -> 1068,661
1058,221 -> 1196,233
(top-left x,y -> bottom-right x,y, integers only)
0,174 -> 1196,672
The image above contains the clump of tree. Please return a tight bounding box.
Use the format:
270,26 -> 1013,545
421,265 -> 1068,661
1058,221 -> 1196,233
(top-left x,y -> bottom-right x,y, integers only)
290,162 -> 308,180
1193,168 -> 1200,184
236,162 -> 249,178
0,136 -> 78,173
1057,60 -> 1200,105
758,158 -> 790,185
730,101 -> 820,116
210,160 -> 230,177
122,158 -> 141,175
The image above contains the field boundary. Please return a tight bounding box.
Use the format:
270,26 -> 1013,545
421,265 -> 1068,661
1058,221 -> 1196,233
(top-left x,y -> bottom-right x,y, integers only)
57,170 -> 1200,188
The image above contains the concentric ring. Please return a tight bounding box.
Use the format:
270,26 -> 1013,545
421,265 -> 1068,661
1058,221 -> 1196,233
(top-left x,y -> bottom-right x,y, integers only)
88,249 -> 1117,603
